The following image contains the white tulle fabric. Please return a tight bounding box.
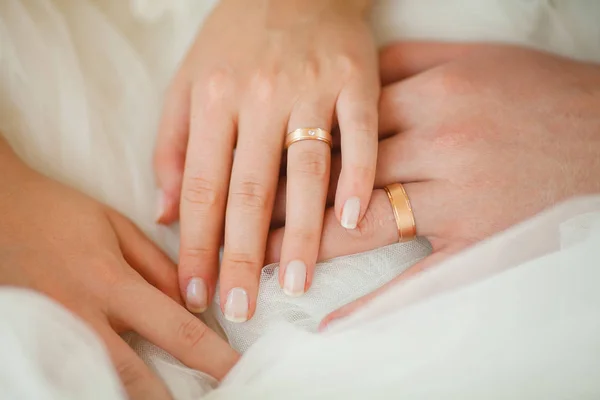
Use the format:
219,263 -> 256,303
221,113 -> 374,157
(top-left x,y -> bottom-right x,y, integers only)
3,197 -> 600,400
1,0 -> 600,399
209,197 -> 600,400
214,238 -> 432,352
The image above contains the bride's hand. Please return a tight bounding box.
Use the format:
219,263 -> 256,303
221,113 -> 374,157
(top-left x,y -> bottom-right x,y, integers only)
266,43 -> 600,322
154,0 -> 379,321
0,139 -> 238,400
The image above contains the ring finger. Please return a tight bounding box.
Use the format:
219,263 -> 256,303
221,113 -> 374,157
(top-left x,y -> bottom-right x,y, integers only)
271,130 -> 433,226
267,181 -> 445,265
278,96 -> 335,296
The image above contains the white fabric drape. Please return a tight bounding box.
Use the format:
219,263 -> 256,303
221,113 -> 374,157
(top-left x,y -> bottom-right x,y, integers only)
1,0 -> 599,398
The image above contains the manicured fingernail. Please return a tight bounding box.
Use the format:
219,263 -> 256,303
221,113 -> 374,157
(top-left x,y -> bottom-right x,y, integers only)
341,197 -> 361,229
155,190 -> 166,222
224,288 -> 248,323
283,260 -> 307,297
186,278 -> 208,313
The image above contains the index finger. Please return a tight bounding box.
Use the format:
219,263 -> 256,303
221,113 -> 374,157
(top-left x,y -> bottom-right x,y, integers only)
110,282 -> 239,380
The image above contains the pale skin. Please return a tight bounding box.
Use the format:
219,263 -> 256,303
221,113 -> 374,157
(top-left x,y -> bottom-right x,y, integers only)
154,0 -> 380,322
265,43 -> 600,326
0,137 -> 238,400
3,41 -> 598,398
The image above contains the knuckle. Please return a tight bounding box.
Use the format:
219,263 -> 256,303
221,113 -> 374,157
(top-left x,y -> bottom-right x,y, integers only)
286,227 -> 320,244
115,358 -> 145,389
346,163 -> 376,182
251,71 -> 277,102
337,54 -> 362,80
430,120 -> 475,150
183,176 -> 221,209
301,58 -> 320,82
350,117 -> 378,137
428,67 -> 473,97
229,179 -> 269,210
180,246 -> 216,265
224,251 -> 262,272
293,150 -> 329,178
203,68 -> 235,102
346,125 -> 378,148
351,204 -> 377,240
177,317 -> 209,349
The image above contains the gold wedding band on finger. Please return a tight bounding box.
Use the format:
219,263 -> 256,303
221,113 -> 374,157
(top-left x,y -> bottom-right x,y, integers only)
384,183 -> 417,242
284,128 -> 333,149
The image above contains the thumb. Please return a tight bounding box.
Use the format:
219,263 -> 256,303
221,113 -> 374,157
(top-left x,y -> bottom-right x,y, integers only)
154,81 -> 191,225
379,41 -> 482,85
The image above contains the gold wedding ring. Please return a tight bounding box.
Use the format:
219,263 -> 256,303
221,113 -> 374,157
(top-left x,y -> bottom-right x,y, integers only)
384,183 -> 417,242
284,128 -> 333,149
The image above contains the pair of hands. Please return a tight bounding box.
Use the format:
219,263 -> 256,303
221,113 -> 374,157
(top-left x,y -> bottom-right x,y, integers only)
3,14 -> 600,400
155,0 -> 600,325
284,42 -> 600,325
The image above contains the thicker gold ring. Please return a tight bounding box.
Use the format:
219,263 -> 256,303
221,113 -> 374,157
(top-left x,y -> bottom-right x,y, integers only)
384,183 -> 417,242
284,128 -> 333,150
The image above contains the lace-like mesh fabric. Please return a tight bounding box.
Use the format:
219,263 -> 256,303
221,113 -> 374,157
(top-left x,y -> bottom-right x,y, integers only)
213,239 -> 432,353
123,333 -> 218,398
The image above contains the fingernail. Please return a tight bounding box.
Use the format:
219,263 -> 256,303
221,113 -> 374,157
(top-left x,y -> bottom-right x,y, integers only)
224,288 -> 248,323
155,190 -> 166,222
283,260 -> 307,297
186,278 -> 208,313
341,197 -> 361,229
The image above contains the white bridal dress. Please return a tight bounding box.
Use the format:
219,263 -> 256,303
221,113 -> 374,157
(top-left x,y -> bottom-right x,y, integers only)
0,1 -> 599,399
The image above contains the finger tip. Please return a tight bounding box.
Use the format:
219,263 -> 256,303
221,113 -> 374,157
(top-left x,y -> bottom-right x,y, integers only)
155,188 -> 181,223
155,206 -> 179,225
320,301 -> 357,330
282,287 -> 305,298
318,314 -> 338,332
224,315 -> 248,324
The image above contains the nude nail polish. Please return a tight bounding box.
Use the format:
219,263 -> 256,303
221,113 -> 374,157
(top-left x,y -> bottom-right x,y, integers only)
283,260 -> 307,297
186,278 -> 208,313
224,288 -> 249,323
341,197 -> 361,229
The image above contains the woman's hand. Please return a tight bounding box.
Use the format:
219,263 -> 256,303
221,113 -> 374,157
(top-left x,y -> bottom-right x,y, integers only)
266,43 -> 600,322
0,139 -> 238,400
154,0 -> 379,321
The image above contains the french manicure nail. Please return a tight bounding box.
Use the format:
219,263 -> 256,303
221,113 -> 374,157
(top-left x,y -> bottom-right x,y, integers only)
283,260 -> 307,297
186,278 -> 208,313
341,197 -> 361,229
155,190 -> 166,222
224,288 -> 248,323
